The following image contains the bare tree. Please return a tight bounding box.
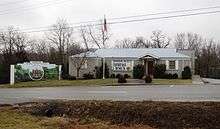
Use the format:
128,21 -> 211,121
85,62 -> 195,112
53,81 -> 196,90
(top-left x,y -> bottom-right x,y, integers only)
72,26 -> 90,77
0,26 -> 29,83
0,26 -> 29,63
46,18 -> 73,65
88,22 -> 110,49
115,37 -> 152,48
174,32 -> 202,56
174,33 -> 186,49
150,30 -> 171,48
115,38 -> 134,48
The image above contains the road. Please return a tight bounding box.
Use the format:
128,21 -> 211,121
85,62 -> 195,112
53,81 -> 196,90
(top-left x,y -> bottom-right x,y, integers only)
0,84 -> 220,104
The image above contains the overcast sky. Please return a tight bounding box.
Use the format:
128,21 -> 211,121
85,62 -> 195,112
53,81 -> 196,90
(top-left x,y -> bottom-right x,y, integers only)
0,0 -> 220,47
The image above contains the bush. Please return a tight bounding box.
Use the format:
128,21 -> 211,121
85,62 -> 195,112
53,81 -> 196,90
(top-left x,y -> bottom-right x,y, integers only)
118,75 -> 127,83
182,66 -> 192,79
167,73 -> 173,79
145,76 -> 152,83
133,64 -> 145,79
124,74 -> 130,78
83,73 -> 94,80
95,63 -> 109,79
172,73 -> 178,79
163,73 -> 178,79
110,74 -> 116,78
62,74 -> 70,80
116,74 -> 121,78
154,64 -> 166,78
68,76 -> 76,80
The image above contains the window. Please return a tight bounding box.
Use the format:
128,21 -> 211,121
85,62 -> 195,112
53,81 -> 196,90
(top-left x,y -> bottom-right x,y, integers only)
112,60 -> 133,71
81,60 -> 87,69
169,61 -> 176,70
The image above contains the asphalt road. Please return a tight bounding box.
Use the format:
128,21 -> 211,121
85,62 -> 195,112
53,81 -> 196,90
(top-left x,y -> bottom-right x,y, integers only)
0,84 -> 220,104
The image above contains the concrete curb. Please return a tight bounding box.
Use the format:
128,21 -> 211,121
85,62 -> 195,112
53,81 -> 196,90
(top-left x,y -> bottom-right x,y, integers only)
103,83 -> 200,86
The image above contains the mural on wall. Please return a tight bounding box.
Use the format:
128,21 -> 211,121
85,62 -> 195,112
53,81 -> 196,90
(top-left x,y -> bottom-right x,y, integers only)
15,61 -> 59,82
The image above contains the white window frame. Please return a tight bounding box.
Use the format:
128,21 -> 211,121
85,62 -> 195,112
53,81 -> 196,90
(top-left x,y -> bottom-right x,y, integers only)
81,60 -> 87,69
166,60 -> 179,70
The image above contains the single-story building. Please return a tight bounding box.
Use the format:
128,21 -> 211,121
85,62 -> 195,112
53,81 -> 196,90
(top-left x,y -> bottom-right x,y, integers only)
69,48 -> 195,78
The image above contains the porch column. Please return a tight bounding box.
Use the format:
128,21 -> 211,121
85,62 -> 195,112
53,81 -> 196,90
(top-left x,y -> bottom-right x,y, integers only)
145,61 -> 148,76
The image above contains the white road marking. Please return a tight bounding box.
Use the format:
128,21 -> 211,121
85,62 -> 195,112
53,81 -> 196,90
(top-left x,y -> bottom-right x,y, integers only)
87,91 -> 127,94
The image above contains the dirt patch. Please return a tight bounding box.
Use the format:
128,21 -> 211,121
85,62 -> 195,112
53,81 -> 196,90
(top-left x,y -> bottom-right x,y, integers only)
18,101 -> 220,129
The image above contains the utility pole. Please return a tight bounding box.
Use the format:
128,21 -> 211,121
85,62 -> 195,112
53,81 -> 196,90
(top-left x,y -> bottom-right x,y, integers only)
103,57 -> 105,79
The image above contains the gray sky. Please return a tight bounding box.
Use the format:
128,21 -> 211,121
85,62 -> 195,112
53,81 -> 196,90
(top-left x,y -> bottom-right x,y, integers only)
0,0 -> 220,47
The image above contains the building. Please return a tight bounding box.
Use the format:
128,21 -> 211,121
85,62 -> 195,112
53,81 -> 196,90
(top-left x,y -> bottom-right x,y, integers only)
69,48 -> 195,78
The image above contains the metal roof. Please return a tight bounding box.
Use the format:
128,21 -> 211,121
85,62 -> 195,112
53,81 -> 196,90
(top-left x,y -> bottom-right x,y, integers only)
72,48 -> 190,59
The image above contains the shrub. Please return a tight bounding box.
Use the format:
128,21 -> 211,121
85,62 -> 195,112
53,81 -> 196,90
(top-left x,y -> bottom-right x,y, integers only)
154,64 -> 166,78
116,74 -> 121,78
124,74 -> 130,78
163,73 -> 178,79
95,63 -> 109,79
110,74 -> 116,78
68,76 -> 76,80
133,64 -> 145,79
145,75 -> 152,83
172,73 -> 178,79
167,73 -> 173,79
182,66 -> 192,79
118,75 -> 127,83
83,73 -> 94,80
62,74 -> 69,80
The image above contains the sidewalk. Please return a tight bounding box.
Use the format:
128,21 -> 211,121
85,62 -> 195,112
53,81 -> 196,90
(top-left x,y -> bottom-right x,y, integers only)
192,75 -> 204,85
202,78 -> 220,85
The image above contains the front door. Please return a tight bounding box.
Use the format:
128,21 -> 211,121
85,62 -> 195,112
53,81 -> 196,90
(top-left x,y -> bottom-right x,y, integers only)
148,61 -> 154,76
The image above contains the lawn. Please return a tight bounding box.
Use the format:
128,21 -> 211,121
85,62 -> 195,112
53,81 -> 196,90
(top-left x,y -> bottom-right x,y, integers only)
0,78 -> 192,88
0,106 -> 154,129
152,79 -> 192,85
0,79 -> 117,88
3,100 -> 219,129
0,107 -> 63,129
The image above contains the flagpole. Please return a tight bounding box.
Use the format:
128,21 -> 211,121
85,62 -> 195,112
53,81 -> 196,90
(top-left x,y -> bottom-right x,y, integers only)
102,15 -> 106,79
103,57 -> 105,79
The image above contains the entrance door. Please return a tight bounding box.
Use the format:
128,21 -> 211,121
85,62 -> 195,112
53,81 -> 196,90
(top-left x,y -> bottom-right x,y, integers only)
148,61 -> 154,76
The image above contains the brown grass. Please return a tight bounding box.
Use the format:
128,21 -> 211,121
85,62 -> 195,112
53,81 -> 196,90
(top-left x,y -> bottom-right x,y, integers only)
18,100 -> 220,129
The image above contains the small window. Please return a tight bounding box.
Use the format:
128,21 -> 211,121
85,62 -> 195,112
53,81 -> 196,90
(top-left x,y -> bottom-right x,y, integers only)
82,60 -> 87,69
169,61 -> 176,70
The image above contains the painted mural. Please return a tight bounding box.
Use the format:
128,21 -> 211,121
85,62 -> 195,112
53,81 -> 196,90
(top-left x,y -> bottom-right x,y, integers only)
15,61 -> 59,82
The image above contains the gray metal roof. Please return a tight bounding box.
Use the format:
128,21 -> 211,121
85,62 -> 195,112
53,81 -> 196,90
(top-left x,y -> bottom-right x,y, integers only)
72,48 -> 190,59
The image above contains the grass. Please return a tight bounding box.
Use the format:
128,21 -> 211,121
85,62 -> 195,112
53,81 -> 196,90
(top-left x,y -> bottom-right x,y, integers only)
0,107 -> 64,129
0,106 -> 154,129
0,78 -> 192,88
0,79 -> 117,88
152,79 -> 192,85
21,100 -> 220,129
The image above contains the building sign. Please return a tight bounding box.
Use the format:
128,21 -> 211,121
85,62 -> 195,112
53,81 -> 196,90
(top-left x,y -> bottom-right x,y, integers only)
14,61 -> 60,82
112,60 -> 133,71
29,66 -> 44,80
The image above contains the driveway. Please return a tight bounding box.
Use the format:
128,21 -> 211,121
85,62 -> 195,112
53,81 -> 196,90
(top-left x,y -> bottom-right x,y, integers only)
0,84 -> 219,104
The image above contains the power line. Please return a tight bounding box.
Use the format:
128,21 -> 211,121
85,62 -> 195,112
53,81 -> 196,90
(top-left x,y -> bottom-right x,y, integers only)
9,5 -> 220,32
109,10 -> 220,25
109,5 -> 220,20
0,0 -> 71,15
0,0 -> 29,6
20,10 -> 220,33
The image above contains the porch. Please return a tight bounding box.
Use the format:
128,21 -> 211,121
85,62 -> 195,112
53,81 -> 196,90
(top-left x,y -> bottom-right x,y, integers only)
140,54 -> 158,77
